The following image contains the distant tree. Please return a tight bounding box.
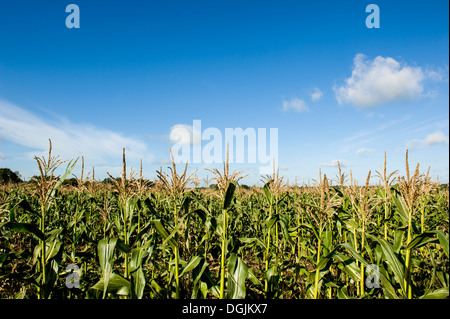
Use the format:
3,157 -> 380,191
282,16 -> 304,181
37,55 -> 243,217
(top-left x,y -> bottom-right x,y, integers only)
27,175 -> 58,183
27,175 -> 40,183
62,177 -> 78,187
209,183 -> 219,190
102,177 -> 120,185
240,184 -> 251,190
0,168 -> 23,184
142,179 -> 155,188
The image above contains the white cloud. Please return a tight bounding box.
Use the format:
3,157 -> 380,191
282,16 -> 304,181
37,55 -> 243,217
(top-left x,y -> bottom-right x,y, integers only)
320,160 -> 349,168
151,159 -> 172,165
311,87 -> 323,102
425,132 -> 449,145
0,99 -> 153,165
424,66 -> 449,82
0,151 -> 5,159
356,147 -> 375,156
147,134 -> 169,141
282,98 -> 309,112
334,54 -> 425,108
406,132 -> 449,150
169,124 -> 202,146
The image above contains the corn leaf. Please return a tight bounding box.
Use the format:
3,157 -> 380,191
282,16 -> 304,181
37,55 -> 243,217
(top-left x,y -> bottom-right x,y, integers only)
97,238 -> 118,298
227,254 -> 248,299
179,255 -> 202,277
1,222 -> 45,241
223,182 -> 236,210
150,219 -> 177,250
420,287 -> 449,299
91,273 -> 130,296
406,231 -> 438,251
431,229 -> 449,258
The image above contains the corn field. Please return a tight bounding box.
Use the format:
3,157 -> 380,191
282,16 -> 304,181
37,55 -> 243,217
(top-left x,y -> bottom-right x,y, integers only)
0,141 -> 448,299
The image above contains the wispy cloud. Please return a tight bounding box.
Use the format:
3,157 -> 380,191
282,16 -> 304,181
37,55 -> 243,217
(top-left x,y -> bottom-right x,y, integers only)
0,151 -> 5,159
336,115 -> 410,154
356,147 -> 375,156
334,53 -> 426,108
0,99 -> 153,165
320,160 -> 349,168
311,87 -> 323,102
399,115 -> 449,137
169,123 -> 202,146
406,132 -> 449,150
424,66 -> 449,82
282,98 -> 309,112
147,134 -> 169,141
151,159 -> 172,165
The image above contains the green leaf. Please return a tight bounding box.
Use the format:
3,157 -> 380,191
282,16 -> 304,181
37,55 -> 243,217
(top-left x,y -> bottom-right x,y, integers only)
278,213 -> 295,246
150,219 -> 177,250
373,237 -> 406,297
393,227 -> 406,254
223,182 -> 236,210
197,265 -> 220,298
263,182 -> 272,206
16,199 -> 40,219
129,246 -> 149,299
179,255 -> 202,278
182,196 -> 191,216
239,237 -> 267,250
421,287 -> 449,299
317,256 -> 331,270
97,238 -> 118,298
1,222 -> 45,241
342,219 -> 359,233
375,188 -> 387,199
431,229 -> 449,258
334,253 -> 360,282
43,259 -> 60,296
227,254 -> 248,299
323,230 -> 333,252
52,158 -> 78,192
123,198 -> 137,222
132,222 -> 153,247
191,259 -> 207,299
392,191 -> 409,225
406,232 -> 438,251
190,209 -> 207,224
247,268 -> 262,286
91,273 -> 130,296
298,222 -> 320,241
130,265 -> 145,299
339,242 -> 399,299
116,238 -> 132,254
340,243 -> 368,266
44,239 -> 62,263
265,215 -> 278,230
337,286 -> 352,299
0,253 -> 7,267
143,197 -> 158,216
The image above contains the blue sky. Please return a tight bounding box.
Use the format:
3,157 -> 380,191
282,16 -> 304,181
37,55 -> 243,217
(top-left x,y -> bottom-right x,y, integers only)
0,0 -> 448,186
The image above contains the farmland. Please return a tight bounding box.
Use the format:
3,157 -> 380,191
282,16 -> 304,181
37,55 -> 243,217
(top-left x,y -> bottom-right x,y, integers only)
0,144 -> 448,299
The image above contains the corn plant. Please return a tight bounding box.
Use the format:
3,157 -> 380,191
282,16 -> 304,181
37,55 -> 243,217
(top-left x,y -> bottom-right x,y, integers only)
1,140 -> 77,298
0,147 -> 448,300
